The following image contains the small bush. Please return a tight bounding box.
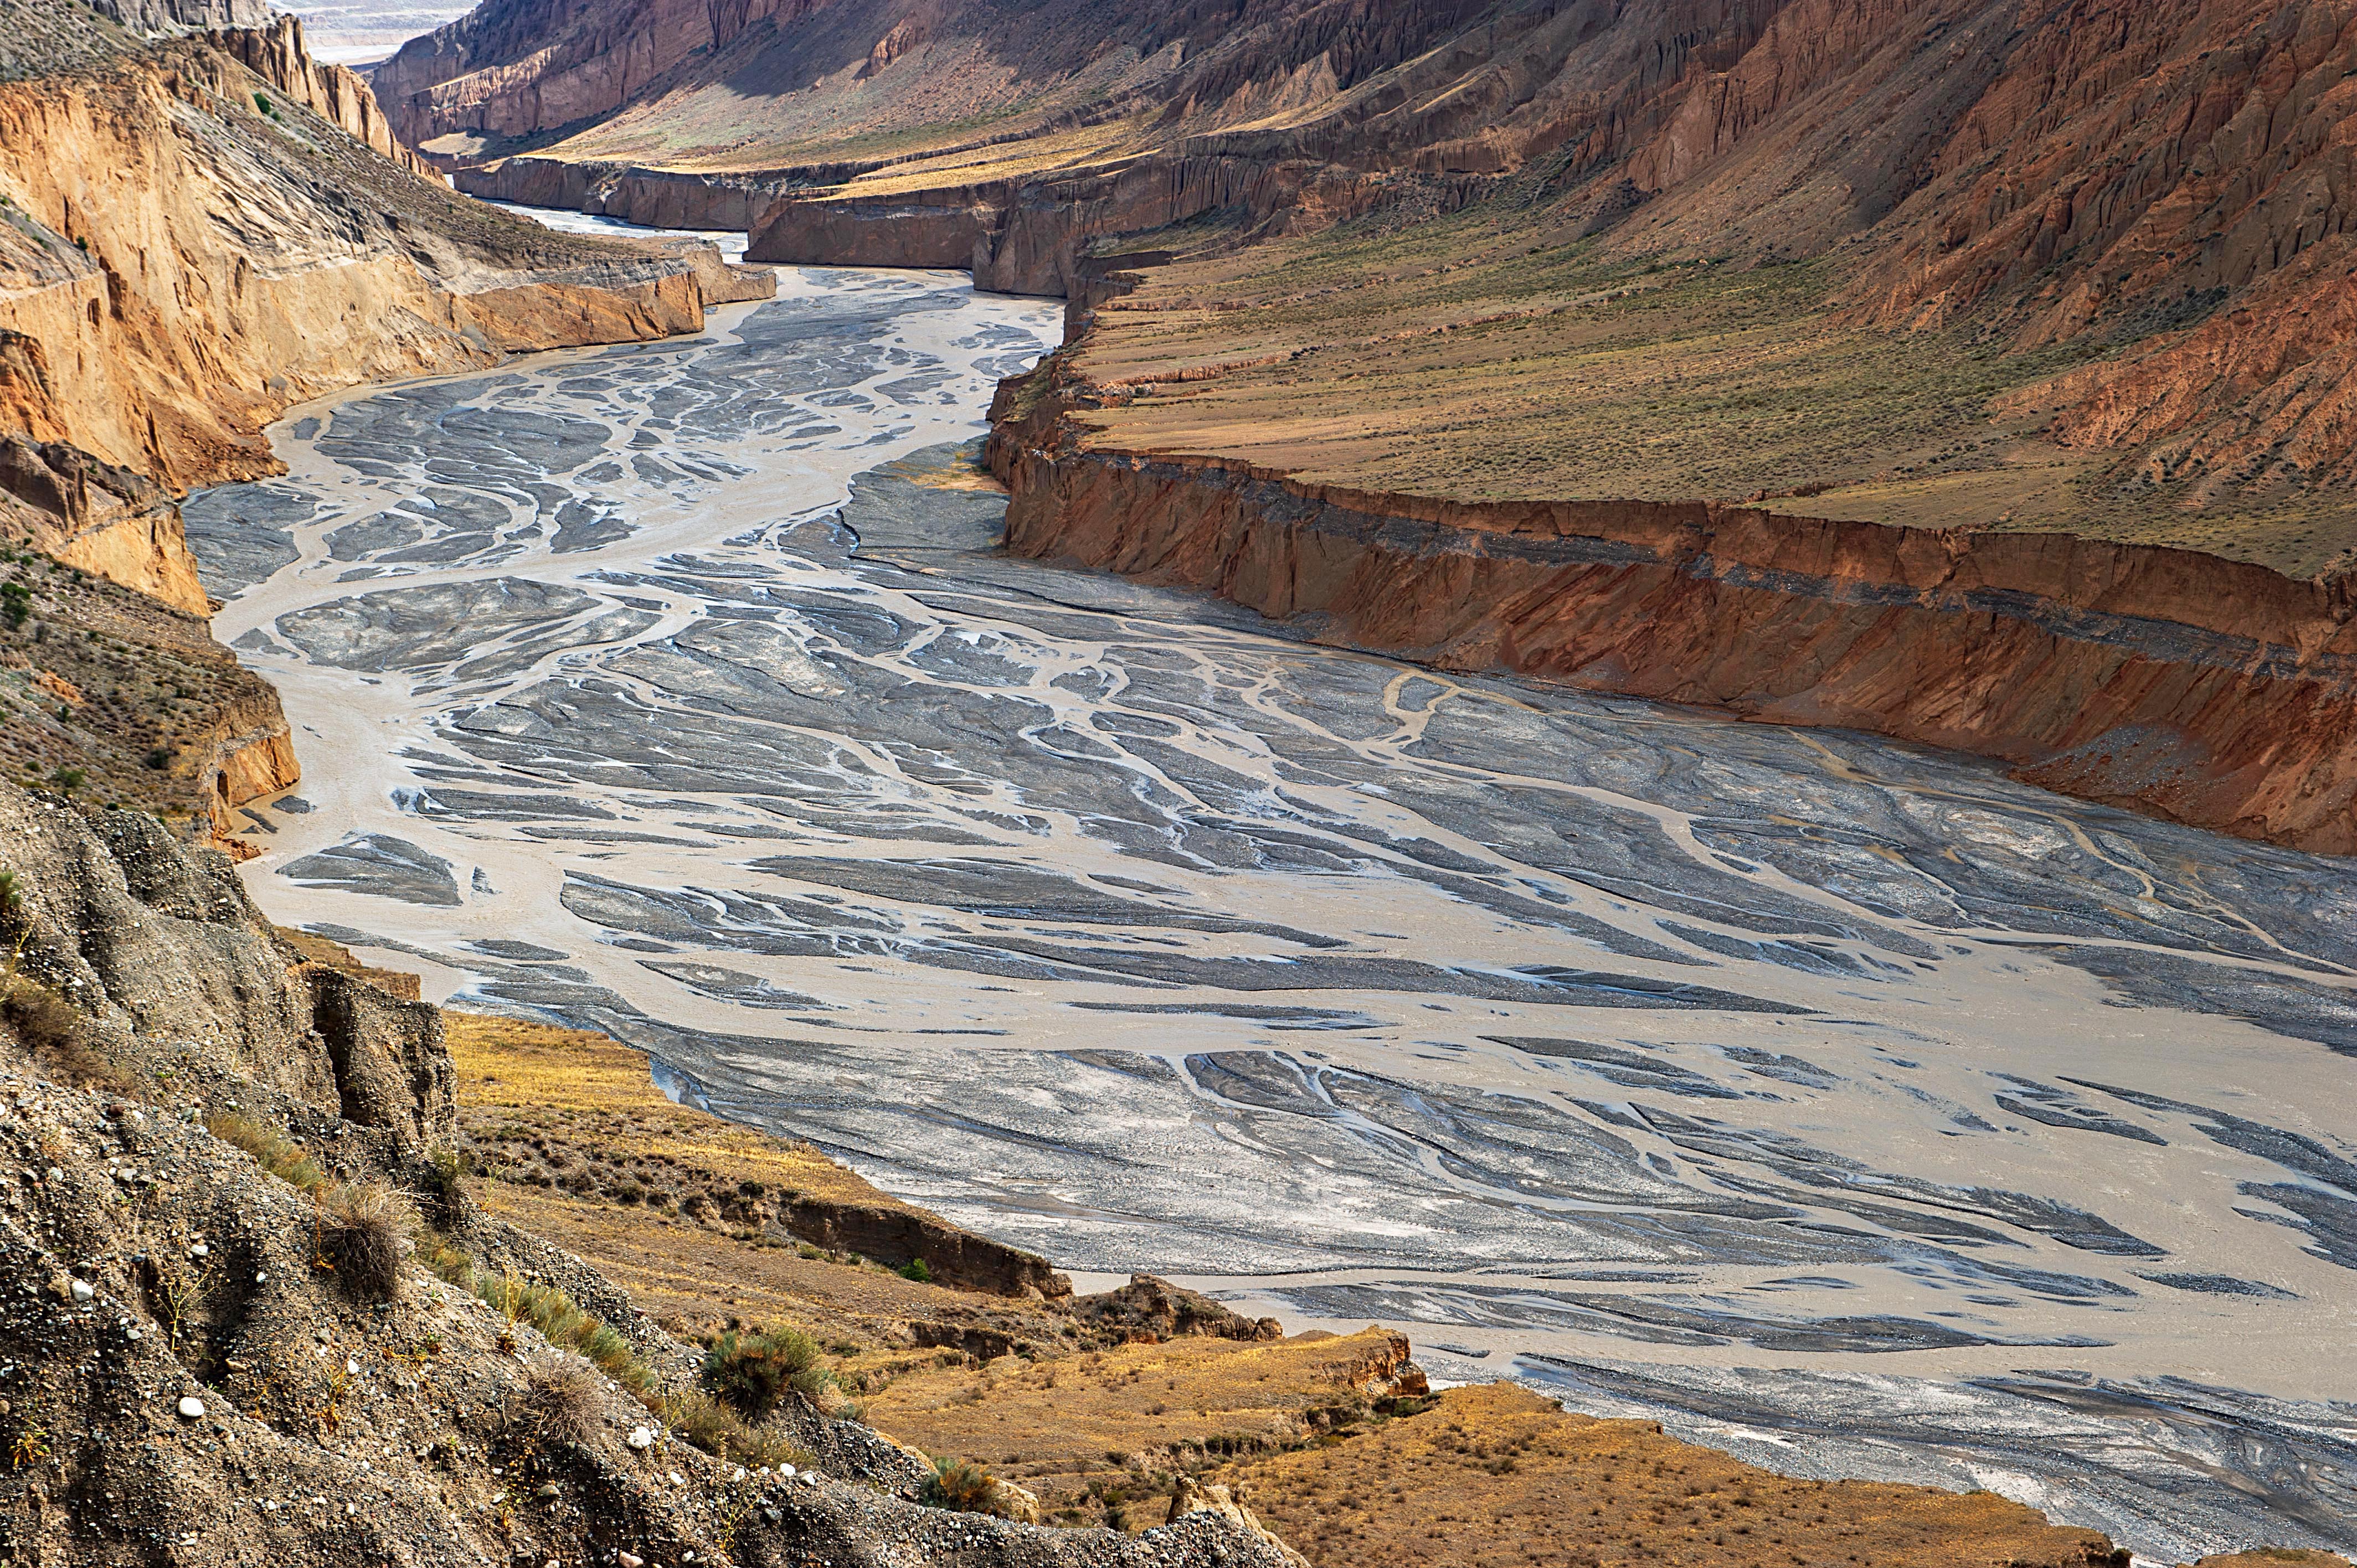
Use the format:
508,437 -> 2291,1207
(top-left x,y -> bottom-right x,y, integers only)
704,1323 -> 820,1419
324,1182 -> 411,1302
416,1144 -> 472,1226
924,1457 -> 1008,1516
523,1359 -> 603,1448
898,1258 -> 932,1283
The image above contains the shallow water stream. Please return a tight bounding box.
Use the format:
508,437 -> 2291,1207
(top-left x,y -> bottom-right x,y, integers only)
188,225 -> 2357,1557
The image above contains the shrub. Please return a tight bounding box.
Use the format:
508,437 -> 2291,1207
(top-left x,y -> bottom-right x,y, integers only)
416,1144 -> 472,1226
49,768 -> 83,795
898,1258 -> 932,1283
323,1182 -> 411,1302
703,1323 -> 820,1419
523,1359 -> 604,1448
924,1457 -> 1007,1516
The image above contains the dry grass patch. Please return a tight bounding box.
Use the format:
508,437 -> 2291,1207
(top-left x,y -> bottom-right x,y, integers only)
864,1327 -> 1413,1520
1210,1381 -> 2126,1568
441,1012 -> 1075,1356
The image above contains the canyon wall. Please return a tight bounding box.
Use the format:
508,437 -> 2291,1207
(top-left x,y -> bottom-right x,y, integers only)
0,1 -> 770,854
992,388 -> 2357,855
0,41 -> 732,489
210,15 -> 448,180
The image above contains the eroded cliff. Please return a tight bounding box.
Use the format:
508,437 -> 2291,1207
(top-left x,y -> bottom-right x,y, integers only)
0,0 -> 771,854
994,373 -> 2357,853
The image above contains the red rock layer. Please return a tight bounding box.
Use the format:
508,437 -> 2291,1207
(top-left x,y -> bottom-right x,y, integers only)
990,390 -> 2357,854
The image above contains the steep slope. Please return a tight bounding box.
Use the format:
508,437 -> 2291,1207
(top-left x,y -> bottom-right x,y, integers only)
0,781 -> 1305,1568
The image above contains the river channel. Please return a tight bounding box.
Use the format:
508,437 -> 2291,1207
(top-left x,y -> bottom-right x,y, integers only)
184,216 -> 2357,1559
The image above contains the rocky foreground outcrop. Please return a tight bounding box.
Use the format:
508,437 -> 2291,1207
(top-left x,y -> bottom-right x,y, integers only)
0,781 -> 1305,1567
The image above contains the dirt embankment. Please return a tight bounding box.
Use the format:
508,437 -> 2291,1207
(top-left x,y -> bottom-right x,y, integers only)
991,367 -> 2357,855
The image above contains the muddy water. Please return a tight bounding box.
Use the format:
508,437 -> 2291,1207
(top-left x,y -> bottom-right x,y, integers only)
186,221 -> 2357,1558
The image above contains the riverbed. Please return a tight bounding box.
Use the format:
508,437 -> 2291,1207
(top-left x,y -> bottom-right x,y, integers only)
186,225 -> 2357,1559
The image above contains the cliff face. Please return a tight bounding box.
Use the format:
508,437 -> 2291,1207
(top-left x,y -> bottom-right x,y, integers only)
210,15 -> 447,180
0,0 -> 770,857
0,440 -> 298,853
0,33 -> 740,491
994,406 -> 2357,853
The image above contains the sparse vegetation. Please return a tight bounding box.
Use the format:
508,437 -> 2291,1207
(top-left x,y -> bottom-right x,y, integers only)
521,1358 -> 604,1448
923,1456 -> 1011,1517
703,1322 -> 824,1418
322,1181 -> 412,1301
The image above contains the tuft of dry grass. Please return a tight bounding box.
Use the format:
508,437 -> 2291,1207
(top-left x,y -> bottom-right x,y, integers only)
323,1182 -> 412,1302
0,977 -> 139,1093
522,1359 -> 605,1449
205,1110 -> 327,1193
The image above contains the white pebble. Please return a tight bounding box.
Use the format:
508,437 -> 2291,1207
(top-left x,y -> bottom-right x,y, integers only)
618,1555 -> 642,1568
177,1396 -> 205,1419
70,1280 -> 94,1302
625,1426 -> 653,1451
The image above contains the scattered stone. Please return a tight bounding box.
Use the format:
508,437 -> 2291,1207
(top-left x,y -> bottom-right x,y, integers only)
626,1426 -> 654,1451
177,1396 -> 205,1420
70,1280 -> 94,1302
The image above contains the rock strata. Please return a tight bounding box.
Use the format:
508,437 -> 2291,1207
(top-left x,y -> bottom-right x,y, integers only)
0,0 -> 768,498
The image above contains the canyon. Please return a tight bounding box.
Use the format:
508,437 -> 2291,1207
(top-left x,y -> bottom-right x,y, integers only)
401,0 -> 2357,852
3,0 -> 2356,1564
0,0 -> 765,848
184,228 -> 2357,1561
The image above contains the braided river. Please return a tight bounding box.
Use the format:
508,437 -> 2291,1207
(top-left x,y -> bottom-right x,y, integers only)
186,216 -> 2357,1559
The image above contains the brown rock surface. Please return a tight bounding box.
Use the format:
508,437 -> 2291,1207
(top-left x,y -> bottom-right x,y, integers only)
0,503 -> 297,853
0,0 -> 768,498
